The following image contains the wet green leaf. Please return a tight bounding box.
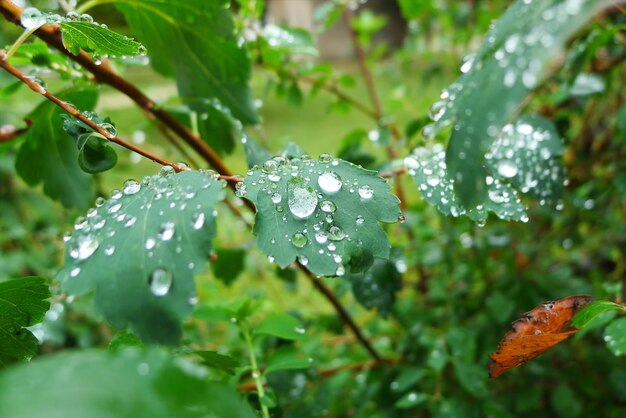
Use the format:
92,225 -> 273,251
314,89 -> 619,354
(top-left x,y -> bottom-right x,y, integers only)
347,258 -> 401,317
242,155 -> 401,277
60,21 -> 143,57
211,248 -> 246,286
57,169 -> 225,344
194,350 -> 239,375
256,313 -> 305,341
604,317 -> 626,356
265,345 -> 310,375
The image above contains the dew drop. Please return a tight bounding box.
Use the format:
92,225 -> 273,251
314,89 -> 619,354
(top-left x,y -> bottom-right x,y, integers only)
358,185 -> 374,200
123,179 -> 141,195
158,222 -> 176,241
105,245 -> 115,256
20,8 -> 46,30
298,255 -> 308,266
108,203 -> 122,214
192,213 -> 205,230
328,226 -> 345,241
315,231 -> 328,244
288,177 -> 318,219
355,215 -> 364,225
292,232 -> 308,248
320,200 -> 336,213
149,268 -> 172,296
145,238 -> 156,250
271,192 -> 282,204
335,265 -> 345,276
74,235 -> 100,260
496,160 -> 518,178
317,172 -> 342,193
70,267 -> 81,278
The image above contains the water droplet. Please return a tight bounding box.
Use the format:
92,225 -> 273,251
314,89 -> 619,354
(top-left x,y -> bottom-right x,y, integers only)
315,231 -> 328,244
496,160 -> 518,178
317,172 -> 342,193
99,123 -> 117,139
335,265 -> 345,276
328,226 -> 345,241
111,189 -> 123,200
292,232 -> 308,248
294,326 -> 306,335
319,153 -> 333,163
192,213 -> 205,229
73,235 -> 100,260
105,245 -> 115,255
20,8 -> 46,30
355,215 -> 364,225
158,222 -> 175,241
124,216 -> 137,228
145,238 -> 156,250
358,185 -> 374,200
70,267 -> 81,277
95,196 -> 106,207
149,268 -> 172,296
123,179 -> 141,195
299,255 -> 308,266
271,192 -> 282,204
288,177 -> 318,219
235,182 -> 247,197
108,203 -> 122,214
320,200 -> 336,213
268,255 -> 275,263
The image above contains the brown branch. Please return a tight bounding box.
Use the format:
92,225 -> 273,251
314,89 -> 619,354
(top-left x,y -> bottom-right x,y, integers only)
0,0 -> 382,362
0,52 -> 190,172
299,261 -> 382,362
379,166 -> 407,179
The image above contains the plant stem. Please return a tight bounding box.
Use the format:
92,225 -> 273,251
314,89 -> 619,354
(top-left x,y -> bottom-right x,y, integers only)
240,322 -> 271,418
0,52 -> 190,172
76,0 -> 116,14
4,26 -> 37,61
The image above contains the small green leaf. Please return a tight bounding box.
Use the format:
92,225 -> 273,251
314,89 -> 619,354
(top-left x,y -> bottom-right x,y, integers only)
0,348 -> 257,418
265,345 -> 311,375
256,313 -> 305,341
260,25 -> 318,66
572,301 -> 626,328
59,21 -> 144,57
347,258 -> 401,317
194,350 -> 239,375
15,88 -> 97,210
211,248 -> 246,286
57,169 -> 226,344
0,277 -> 50,367
550,384 -> 582,418
243,135 -> 273,169
241,154 -> 401,277
604,317 -> 626,356
395,392 -> 428,409
77,134 -> 118,173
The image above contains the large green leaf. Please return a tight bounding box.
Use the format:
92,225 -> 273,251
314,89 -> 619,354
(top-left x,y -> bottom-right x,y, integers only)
407,144 -> 527,223
115,0 -> 258,125
57,169 -> 225,344
0,277 -> 50,367
59,21 -> 144,57
572,301 -> 626,328
426,0 -> 614,207
241,155 -> 401,277
15,88 -> 97,210
0,348 -> 256,418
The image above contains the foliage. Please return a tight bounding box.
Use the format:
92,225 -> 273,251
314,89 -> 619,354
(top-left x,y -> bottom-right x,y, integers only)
1,0 -> 626,416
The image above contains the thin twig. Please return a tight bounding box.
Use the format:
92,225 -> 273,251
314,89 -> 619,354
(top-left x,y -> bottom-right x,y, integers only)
0,120 -> 30,142
0,52 -> 189,172
379,166 -> 407,179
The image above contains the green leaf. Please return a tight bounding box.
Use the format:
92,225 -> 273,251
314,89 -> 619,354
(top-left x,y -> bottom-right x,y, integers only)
15,88 -> 97,210
407,144 -> 527,223
0,277 -> 50,367
59,21 -> 144,57
486,115 -> 565,203
255,313 -> 305,341
265,345 -> 311,375
108,331 -> 143,352
427,0 -> 614,207
347,258 -> 401,317
57,169 -> 226,344
260,25 -> 318,66
241,155 -> 401,277
243,135 -> 273,169
617,105 -> 626,136
77,134 -> 118,173
194,350 -> 239,375
550,384 -> 582,418
116,0 -> 258,124
211,248 -> 246,286
572,300 -> 626,328
604,317 -> 626,356
0,348 -> 257,418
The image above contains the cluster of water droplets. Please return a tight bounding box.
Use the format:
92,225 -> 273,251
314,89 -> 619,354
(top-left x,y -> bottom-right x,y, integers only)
406,143 -> 527,224
486,116 -> 566,205
61,167 -> 222,299
242,153 -> 389,276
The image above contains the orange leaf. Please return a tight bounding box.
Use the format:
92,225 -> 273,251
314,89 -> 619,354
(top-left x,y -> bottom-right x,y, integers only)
488,295 -> 591,378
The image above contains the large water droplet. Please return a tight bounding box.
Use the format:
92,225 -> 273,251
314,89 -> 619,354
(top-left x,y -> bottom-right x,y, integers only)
317,172 -> 342,193
328,226 -> 345,241
288,177 -> 318,219
74,235 -> 100,260
358,185 -> 374,200
271,192 -> 282,204
123,179 -> 141,195
149,268 -> 172,296
20,8 -> 46,29
320,200 -> 336,213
